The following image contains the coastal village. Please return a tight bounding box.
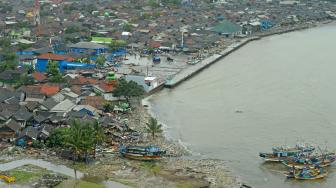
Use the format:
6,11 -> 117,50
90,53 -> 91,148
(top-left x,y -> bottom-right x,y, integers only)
0,0 -> 336,187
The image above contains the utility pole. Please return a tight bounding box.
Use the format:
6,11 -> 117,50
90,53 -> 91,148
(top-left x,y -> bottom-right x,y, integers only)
181,31 -> 184,48
34,0 -> 40,26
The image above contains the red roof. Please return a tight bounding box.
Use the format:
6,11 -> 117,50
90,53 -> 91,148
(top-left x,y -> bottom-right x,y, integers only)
37,53 -> 74,62
40,84 -> 60,96
81,96 -> 106,109
69,76 -> 98,85
32,72 -> 47,82
148,41 -> 161,48
97,81 -> 115,93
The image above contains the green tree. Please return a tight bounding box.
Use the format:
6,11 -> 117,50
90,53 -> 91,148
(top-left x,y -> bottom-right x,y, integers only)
15,74 -> 34,88
0,38 -> 11,48
0,52 -> 17,72
148,0 -> 159,7
95,55 -> 106,68
46,60 -> 60,75
64,120 -> 92,162
103,102 -> 114,112
112,78 -> 145,103
93,121 -> 105,159
123,23 -> 133,32
17,43 -> 32,51
46,60 -> 64,83
109,40 -> 126,52
47,128 -> 68,148
145,117 -> 163,140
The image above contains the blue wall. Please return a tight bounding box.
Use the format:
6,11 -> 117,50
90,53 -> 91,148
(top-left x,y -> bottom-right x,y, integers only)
36,59 -> 50,72
36,59 -> 96,73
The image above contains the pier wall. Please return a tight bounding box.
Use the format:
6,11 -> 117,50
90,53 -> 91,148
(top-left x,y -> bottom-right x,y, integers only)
164,37 -> 260,88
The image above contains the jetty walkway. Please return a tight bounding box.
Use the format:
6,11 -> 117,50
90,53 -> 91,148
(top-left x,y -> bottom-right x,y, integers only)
165,37 -> 260,88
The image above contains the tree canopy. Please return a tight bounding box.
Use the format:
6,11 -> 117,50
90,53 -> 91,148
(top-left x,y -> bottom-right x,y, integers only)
46,60 -> 64,83
95,55 -> 106,68
145,117 -> 163,139
112,78 -> 145,102
109,40 -> 126,51
47,119 -> 105,162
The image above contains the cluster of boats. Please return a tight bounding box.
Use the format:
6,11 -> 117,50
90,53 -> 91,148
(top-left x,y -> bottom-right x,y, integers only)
259,144 -> 335,180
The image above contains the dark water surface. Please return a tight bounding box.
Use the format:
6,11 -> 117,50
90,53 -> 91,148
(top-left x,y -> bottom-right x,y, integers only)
149,24 -> 336,188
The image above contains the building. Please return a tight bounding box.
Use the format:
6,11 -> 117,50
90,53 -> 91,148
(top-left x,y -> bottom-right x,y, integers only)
68,42 -> 108,55
35,53 -> 74,72
212,20 -> 243,37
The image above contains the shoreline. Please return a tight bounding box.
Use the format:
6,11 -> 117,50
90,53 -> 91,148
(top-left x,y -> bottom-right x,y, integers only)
164,20 -> 334,89
0,21 -> 335,188
142,20 -> 336,187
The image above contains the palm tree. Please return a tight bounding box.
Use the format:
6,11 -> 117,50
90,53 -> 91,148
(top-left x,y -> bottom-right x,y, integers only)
65,120 -> 83,162
145,117 -> 163,140
93,120 -> 105,159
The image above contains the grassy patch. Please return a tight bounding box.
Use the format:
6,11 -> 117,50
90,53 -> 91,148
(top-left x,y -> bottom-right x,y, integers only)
108,177 -> 138,188
177,182 -> 194,188
140,162 -> 162,174
55,179 -> 106,188
7,169 -> 40,183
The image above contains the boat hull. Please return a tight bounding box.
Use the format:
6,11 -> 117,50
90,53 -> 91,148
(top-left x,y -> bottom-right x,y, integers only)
122,153 -> 162,161
293,172 -> 328,180
283,161 -> 332,169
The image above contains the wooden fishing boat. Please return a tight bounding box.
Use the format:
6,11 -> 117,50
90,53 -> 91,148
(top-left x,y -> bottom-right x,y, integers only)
119,145 -> 166,161
282,153 -> 336,169
259,145 -> 315,162
285,166 -> 328,180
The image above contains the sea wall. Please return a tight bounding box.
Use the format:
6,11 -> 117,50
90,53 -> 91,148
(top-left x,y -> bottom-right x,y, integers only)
164,24 -> 318,89
164,37 -> 260,88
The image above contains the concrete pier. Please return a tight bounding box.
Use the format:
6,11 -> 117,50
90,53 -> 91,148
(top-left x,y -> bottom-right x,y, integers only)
165,37 -> 260,88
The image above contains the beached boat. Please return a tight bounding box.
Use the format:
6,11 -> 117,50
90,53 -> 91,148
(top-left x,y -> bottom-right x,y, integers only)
119,145 -> 166,161
282,152 -> 336,169
259,145 -> 315,162
285,166 -> 328,180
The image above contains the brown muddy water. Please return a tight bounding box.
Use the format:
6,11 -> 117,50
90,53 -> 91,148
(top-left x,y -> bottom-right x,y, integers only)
149,24 -> 336,188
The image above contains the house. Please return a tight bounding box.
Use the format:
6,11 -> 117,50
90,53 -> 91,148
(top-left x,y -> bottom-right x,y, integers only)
52,88 -> 79,103
32,72 -> 47,83
13,107 -> 33,127
0,119 -> 21,141
93,81 -> 116,101
17,126 -> 39,145
68,76 -> 98,86
0,68 -> 26,84
40,98 -> 58,111
0,110 -> 15,123
73,105 -> 102,117
0,88 -> 24,103
39,124 -> 55,140
49,99 -> 76,115
25,101 -> 40,112
68,42 -> 108,55
212,20 -> 243,37
40,84 -> 60,97
80,96 -> 106,111
125,75 -> 159,93
20,85 -> 46,103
